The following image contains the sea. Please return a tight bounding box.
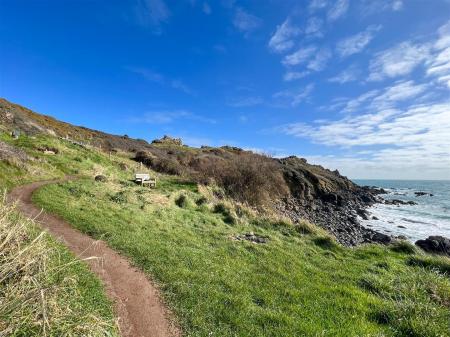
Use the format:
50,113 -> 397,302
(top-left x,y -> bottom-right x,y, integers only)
354,180 -> 450,242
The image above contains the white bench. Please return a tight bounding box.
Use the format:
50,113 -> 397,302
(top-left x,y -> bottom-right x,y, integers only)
135,173 -> 156,187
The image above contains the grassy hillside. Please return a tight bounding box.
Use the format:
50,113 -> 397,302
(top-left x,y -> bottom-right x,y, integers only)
1,124 -> 450,336
33,177 -> 450,336
0,198 -> 118,336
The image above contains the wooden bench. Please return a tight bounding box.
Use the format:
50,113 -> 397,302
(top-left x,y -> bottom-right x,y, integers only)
135,173 -> 156,187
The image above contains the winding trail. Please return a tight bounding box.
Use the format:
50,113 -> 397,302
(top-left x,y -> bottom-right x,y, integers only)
8,179 -> 180,337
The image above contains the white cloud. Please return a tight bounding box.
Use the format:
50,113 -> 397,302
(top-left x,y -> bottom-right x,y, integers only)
233,8 -> 262,35
328,66 -> 359,84
359,0 -> 404,15
427,20 -> 450,88
341,81 -> 427,112
327,0 -> 349,21
134,0 -> 170,31
273,84 -> 314,107
307,47 -> 332,71
336,25 -> 381,57
282,46 -> 317,66
305,17 -> 324,38
368,41 -> 431,81
268,18 -> 301,53
392,0 -> 403,11
309,0 -> 328,11
284,71 -> 311,81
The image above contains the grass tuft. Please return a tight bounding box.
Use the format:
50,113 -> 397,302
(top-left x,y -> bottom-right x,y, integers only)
390,240 -> 417,254
0,196 -> 118,336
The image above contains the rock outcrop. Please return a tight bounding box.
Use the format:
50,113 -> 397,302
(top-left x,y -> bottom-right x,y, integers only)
416,236 -> 450,256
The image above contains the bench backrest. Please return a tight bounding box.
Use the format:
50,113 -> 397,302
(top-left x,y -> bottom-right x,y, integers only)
135,173 -> 150,180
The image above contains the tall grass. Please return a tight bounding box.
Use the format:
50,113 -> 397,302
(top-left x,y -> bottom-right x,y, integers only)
0,196 -> 118,336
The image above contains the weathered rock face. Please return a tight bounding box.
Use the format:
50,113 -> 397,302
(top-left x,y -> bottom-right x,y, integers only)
415,236 -> 450,256
275,156 -> 388,246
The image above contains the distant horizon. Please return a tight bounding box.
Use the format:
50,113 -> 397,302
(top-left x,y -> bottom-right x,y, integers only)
1,0 -> 449,180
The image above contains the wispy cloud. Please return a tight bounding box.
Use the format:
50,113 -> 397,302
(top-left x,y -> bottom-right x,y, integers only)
336,25 -> 382,57
227,96 -> 264,107
309,0 -> 328,11
359,0 -> 404,15
368,41 -> 431,81
273,84 -> 314,107
327,0 -> 349,22
133,0 -> 170,33
328,66 -> 359,83
131,110 -> 216,124
305,17 -> 324,38
202,2 -> 211,15
268,18 -> 301,53
284,71 -> 311,82
127,67 -> 193,94
282,46 -> 317,66
426,20 -> 450,88
233,7 -> 262,36
307,47 -> 332,71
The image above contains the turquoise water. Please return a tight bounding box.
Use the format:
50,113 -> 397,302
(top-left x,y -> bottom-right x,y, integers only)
354,180 -> 450,242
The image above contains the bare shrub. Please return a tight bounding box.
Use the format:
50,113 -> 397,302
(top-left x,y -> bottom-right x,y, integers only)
192,153 -> 289,207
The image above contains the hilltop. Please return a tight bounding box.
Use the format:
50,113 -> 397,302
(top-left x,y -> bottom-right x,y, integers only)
1,98 -> 386,246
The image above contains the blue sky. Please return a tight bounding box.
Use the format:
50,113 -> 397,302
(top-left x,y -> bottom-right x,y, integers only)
1,0 -> 450,179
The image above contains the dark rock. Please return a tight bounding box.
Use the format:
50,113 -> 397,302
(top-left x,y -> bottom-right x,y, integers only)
384,199 -> 418,206
372,216 -> 379,220
414,191 -> 433,197
357,208 -> 370,220
94,175 -> 107,182
397,225 -> 406,229
415,236 -> 450,256
233,232 -> 268,244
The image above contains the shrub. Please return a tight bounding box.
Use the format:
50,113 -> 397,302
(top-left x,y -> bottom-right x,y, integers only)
175,194 -> 191,208
192,153 -> 289,207
195,196 -> 208,206
213,202 -> 237,225
110,191 -> 127,204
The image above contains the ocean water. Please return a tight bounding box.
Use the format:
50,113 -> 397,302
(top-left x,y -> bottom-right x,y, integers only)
354,180 -> 450,242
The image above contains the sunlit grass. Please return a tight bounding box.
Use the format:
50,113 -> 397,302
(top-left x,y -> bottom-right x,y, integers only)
34,178 -> 450,337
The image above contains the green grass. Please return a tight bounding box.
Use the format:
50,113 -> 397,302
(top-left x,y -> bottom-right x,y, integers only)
33,178 -> 450,337
0,199 -> 118,336
0,132 -> 137,190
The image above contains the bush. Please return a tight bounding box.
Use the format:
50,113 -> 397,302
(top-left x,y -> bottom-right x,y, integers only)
110,191 -> 127,204
192,153 -> 289,207
175,194 -> 191,208
213,203 -> 237,225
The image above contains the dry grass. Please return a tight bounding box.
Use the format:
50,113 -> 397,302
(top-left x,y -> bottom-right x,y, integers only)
0,196 -> 118,336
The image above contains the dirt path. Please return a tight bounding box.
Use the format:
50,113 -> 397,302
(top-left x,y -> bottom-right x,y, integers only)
8,180 -> 180,337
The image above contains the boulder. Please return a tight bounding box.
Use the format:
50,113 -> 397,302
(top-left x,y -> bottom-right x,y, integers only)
94,175 -> 107,182
414,191 -> 433,197
415,236 -> 450,256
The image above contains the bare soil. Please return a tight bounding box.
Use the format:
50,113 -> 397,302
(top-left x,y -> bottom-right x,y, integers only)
8,180 -> 180,337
